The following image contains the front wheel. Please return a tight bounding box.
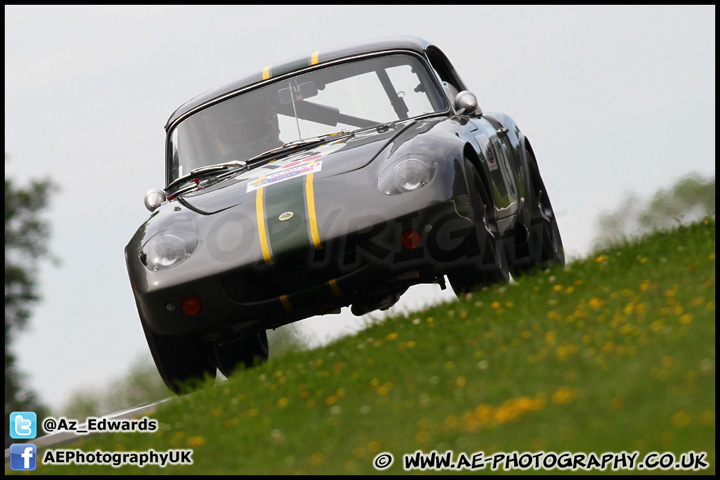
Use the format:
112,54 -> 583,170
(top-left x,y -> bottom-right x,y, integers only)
213,331 -> 269,378
141,319 -> 216,395
448,159 -> 509,295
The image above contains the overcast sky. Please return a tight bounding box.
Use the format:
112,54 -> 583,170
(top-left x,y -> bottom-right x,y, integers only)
5,5 -> 715,412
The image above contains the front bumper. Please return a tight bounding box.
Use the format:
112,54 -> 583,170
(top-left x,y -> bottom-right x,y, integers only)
131,197 -> 478,338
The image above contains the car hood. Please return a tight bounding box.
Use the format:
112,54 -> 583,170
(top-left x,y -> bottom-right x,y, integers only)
177,122 -> 418,214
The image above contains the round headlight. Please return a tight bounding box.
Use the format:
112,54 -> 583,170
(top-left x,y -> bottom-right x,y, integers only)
378,155 -> 437,195
394,159 -> 431,192
150,235 -> 186,268
141,231 -> 197,271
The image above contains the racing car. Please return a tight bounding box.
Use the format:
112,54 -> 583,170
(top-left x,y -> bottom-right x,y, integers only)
125,36 -> 564,393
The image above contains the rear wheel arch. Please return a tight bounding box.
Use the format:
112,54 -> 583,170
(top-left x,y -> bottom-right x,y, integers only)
520,137 -> 546,195
517,135 -> 537,223
462,143 -> 493,207
506,138 -> 566,274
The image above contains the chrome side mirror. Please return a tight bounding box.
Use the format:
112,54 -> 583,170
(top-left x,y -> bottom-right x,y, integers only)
454,90 -> 482,117
144,188 -> 167,212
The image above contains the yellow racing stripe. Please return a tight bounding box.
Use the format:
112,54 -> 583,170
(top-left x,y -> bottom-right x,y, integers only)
304,173 -> 323,250
256,187 -> 273,264
329,279 -> 343,297
279,295 -> 293,312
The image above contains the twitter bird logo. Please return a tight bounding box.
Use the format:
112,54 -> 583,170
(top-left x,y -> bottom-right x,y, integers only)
10,411 -> 37,439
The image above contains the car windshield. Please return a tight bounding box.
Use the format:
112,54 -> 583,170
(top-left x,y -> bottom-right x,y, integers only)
167,53 -> 446,183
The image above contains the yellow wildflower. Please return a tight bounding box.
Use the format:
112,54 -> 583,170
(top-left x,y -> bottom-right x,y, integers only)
671,411 -> 691,428
588,298 -> 605,309
187,436 -> 205,447
552,386 -> 578,405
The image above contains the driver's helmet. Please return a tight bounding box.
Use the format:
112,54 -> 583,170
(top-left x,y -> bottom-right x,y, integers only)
212,93 -> 281,159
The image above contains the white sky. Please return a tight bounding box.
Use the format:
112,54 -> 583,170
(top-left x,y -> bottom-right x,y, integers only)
5,5 -> 715,412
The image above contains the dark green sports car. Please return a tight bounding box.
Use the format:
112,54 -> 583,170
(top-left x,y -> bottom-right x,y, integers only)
125,36 -> 564,393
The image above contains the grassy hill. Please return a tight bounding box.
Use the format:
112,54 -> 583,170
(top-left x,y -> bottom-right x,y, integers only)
11,219 -> 715,475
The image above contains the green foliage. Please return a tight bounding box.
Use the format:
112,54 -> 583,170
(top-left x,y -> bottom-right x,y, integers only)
61,389 -> 104,421
267,323 -> 315,358
593,172 -> 714,251
5,162 -> 58,335
62,354 -> 169,419
25,219 -> 715,475
5,155 -> 57,447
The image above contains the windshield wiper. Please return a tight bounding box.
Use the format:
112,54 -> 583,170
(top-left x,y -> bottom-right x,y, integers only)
245,130 -> 354,165
166,131 -> 353,196
165,160 -> 247,193
351,120 -> 402,135
281,130 -> 353,149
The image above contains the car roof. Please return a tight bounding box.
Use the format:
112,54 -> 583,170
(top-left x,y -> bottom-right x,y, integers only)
164,36 -> 436,131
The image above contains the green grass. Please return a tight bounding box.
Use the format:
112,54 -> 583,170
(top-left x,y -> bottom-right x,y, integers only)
12,219 -> 715,475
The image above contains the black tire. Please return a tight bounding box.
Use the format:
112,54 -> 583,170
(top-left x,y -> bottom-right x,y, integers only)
213,331 -> 269,377
507,148 -> 565,275
141,319 -> 216,395
448,159 -> 510,295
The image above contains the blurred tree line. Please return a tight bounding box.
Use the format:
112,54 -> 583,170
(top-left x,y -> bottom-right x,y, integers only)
592,172 -> 715,251
5,155 -> 57,447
